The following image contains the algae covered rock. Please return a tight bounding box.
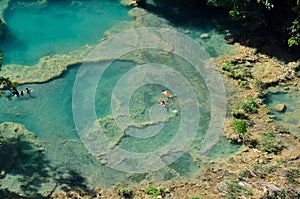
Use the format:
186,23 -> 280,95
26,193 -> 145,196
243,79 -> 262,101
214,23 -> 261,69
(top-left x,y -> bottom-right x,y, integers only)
0,122 -> 43,172
274,103 -> 286,112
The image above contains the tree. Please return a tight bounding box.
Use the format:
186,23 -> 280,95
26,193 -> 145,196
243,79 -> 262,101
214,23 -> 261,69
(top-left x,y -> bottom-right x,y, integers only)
0,53 -> 18,100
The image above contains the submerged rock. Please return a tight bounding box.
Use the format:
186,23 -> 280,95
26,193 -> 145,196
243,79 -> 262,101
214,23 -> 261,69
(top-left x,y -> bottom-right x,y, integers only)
200,33 -> 210,39
274,103 -> 286,112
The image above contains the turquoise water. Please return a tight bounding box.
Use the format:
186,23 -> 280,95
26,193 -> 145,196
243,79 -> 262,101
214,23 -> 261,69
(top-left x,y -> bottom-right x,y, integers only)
1,0 -> 131,65
0,0 -> 241,196
266,91 -> 300,136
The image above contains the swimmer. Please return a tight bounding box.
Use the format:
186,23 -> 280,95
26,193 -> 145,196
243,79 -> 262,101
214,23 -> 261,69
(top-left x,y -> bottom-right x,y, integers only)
25,88 -> 31,94
20,91 -> 24,96
159,100 -> 168,109
162,90 -> 176,98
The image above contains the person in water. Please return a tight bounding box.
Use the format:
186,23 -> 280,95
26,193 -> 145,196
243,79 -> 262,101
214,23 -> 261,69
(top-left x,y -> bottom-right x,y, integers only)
159,100 -> 168,109
20,91 -> 24,96
162,90 -> 176,98
25,88 -> 31,94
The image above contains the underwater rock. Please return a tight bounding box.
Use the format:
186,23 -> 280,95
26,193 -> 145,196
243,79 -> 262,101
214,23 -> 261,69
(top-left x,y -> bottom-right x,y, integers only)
274,103 -> 286,112
0,170 -> 5,179
0,122 -> 43,171
200,33 -> 210,39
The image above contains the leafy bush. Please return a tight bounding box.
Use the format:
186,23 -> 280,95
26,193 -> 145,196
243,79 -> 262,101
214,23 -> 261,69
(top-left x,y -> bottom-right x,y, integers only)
240,80 -> 250,89
221,61 -> 235,73
231,119 -> 247,135
240,97 -> 258,113
145,185 -> 165,198
232,108 -> 248,119
258,132 -> 284,154
117,186 -> 133,198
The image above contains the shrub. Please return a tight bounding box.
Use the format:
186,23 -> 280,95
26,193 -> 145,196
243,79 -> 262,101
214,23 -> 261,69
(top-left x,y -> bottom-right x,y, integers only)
232,109 -> 247,119
117,187 -> 133,199
258,132 -> 284,154
231,119 -> 247,135
240,97 -> 258,113
240,80 -> 250,89
221,61 -> 235,73
145,185 -> 165,198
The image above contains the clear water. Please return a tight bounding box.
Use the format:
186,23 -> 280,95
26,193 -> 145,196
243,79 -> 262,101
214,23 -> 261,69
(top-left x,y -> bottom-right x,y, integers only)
266,91 -> 300,136
0,0 -> 241,196
0,0 -> 131,65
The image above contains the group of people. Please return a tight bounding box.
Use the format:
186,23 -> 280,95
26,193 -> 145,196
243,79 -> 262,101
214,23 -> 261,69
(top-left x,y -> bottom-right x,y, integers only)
159,89 -> 177,110
13,88 -> 31,98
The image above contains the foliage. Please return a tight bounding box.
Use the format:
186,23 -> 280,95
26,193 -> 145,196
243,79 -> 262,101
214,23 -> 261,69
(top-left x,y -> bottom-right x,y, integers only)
207,0 -> 300,47
224,181 -> 252,199
145,185 -> 165,198
240,80 -> 250,89
189,196 -> 205,199
240,97 -> 258,113
117,186 -> 133,198
0,53 -> 18,99
231,119 -> 247,135
286,168 -> 300,184
288,19 -> 300,47
232,108 -> 247,119
221,62 -> 252,80
258,132 -> 284,154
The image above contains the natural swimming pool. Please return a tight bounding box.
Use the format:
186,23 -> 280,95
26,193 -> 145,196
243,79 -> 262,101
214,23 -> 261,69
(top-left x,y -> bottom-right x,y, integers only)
0,0 -> 241,196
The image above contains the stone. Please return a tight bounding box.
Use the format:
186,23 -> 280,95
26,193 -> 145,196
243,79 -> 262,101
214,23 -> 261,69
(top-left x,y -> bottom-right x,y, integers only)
200,33 -> 210,39
274,104 -> 286,112
0,170 -> 5,179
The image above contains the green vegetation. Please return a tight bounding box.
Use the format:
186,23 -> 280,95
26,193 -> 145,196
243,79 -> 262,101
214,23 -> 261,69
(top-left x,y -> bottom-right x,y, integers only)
231,119 -> 247,135
240,80 -> 250,89
145,185 -> 166,198
258,132 -> 284,154
0,53 -> 18,99
221,61 -> 252,80
224,181 -> 252,199
240,97 -> 258,113
207,0 -> 300,48
189,196 -> 205,199
117,186 -> 134,199
286,168 -> 300,184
